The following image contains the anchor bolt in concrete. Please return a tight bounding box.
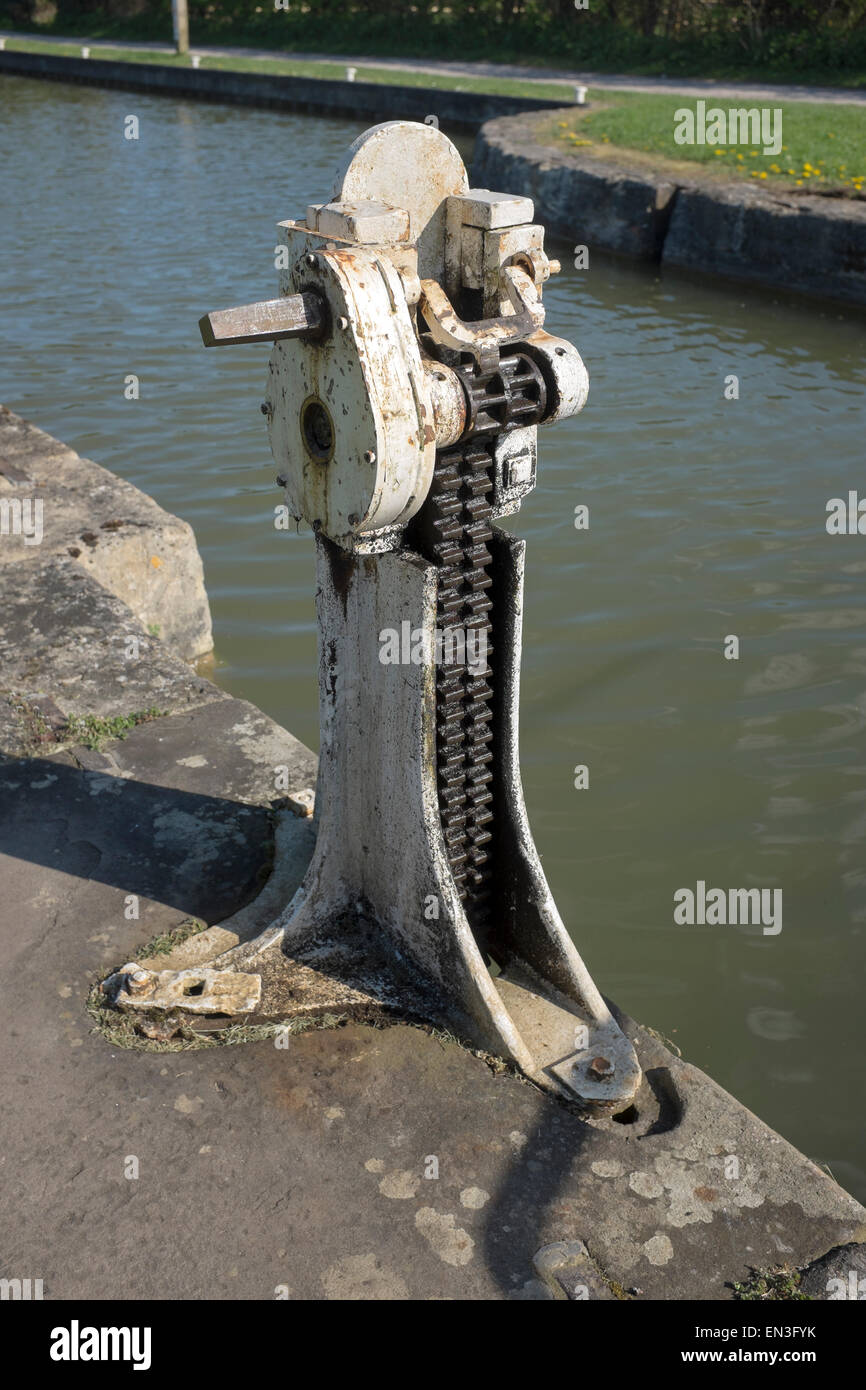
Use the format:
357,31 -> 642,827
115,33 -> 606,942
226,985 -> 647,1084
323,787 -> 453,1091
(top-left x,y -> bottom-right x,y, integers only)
589,1055 -> 615,1079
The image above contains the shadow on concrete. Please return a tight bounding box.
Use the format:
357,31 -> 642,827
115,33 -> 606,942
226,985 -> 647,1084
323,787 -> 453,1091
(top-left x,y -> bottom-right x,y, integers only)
0,749 -> 638,1301
0,752 -> 273,925
478,1010 -> 682,1296
480,1098 -> 591,1296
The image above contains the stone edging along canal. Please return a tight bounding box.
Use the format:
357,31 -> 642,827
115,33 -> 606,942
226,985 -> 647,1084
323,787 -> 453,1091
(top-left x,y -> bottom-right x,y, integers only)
472,108 -> 866,307
0,47 -> 561,128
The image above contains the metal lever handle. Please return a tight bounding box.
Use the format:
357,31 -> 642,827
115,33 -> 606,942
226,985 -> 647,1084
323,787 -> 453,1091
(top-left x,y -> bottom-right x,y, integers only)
199,292 -> 328,347
419,266 -> 545,374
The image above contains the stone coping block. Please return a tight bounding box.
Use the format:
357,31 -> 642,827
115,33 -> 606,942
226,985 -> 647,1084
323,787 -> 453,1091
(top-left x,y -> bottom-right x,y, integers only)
0,556 -> 224,751
0,407 -> 212,661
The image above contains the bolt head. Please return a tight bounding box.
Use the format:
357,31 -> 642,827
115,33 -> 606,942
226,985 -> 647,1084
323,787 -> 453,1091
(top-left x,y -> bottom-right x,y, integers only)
588,1055 -> 614,1079
126,969 -> 151,996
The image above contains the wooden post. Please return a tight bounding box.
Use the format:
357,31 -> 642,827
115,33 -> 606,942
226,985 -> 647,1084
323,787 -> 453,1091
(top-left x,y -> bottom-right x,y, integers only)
172,0 -> 190,56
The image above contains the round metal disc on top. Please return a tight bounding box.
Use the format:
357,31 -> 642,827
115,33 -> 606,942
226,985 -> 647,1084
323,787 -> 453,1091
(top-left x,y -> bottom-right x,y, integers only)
329,121 -> 469,279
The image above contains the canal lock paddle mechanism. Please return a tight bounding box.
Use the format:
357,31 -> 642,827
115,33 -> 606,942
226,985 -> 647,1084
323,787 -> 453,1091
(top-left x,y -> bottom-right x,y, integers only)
190,120 -> 640,1112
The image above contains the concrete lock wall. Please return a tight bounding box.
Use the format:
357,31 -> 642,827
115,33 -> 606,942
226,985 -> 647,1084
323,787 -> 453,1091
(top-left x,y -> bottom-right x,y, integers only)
472,108 -> 866,307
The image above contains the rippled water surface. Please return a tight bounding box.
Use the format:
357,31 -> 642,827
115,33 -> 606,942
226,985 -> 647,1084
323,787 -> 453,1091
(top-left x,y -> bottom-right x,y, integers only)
2,74 -> 865,1200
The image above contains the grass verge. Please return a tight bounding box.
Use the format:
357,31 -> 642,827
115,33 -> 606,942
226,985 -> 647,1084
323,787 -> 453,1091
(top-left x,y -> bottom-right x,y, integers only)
550,92 -> 866,194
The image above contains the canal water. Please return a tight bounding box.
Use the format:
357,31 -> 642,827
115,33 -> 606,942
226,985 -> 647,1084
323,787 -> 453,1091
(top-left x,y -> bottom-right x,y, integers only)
2,74 -> 864,1202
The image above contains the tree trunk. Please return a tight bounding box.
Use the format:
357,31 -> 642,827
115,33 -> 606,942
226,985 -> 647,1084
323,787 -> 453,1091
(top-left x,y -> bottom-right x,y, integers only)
172,0 -> 190,56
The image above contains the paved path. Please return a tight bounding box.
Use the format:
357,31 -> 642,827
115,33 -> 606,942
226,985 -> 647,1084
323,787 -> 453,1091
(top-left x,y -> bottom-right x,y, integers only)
2,30 -> 864,104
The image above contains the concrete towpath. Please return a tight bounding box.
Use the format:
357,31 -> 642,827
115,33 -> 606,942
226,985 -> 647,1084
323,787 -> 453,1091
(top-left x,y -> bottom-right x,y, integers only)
2,30 -> 864,105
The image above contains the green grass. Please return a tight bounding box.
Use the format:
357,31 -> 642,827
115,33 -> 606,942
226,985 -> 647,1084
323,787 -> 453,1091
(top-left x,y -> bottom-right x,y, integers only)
134,916 -> 208,960
732,1267 -> 811,1301
553,92 -> 866,194
62,706 -> 166,751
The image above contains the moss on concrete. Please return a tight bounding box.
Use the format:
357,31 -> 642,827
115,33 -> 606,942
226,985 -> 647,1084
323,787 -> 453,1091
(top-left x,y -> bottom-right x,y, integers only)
732,1266 -> 812,1300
